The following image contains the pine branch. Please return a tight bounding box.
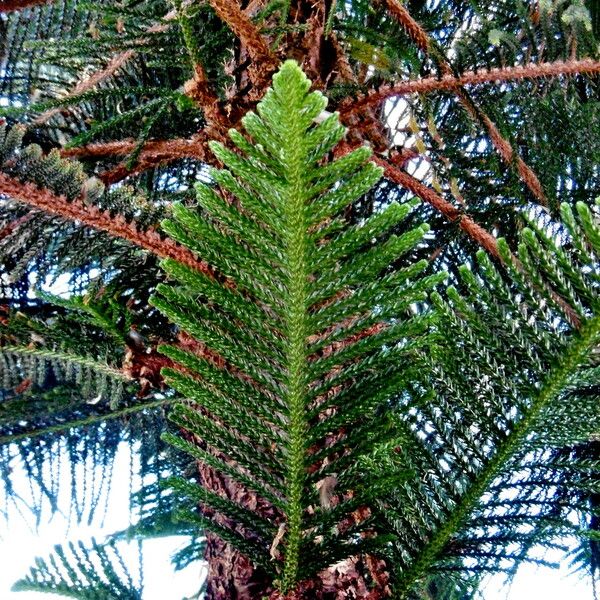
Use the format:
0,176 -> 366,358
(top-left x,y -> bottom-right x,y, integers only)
60,134 -> 209,162
0,173 -> 208,274
1,344 -> 131,382
382,2 -> 552,206
394,250 -> 600,594
31,9 -> 178,126
383,0 -> 429,53
370,153 -> 501,259
0,397 -> 171,445
152,61 -> 441,594
343,59 -> 600,116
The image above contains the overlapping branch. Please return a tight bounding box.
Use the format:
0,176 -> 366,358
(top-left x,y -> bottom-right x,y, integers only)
32,9 -> 178,126
342,58 -> 600,116
381,3 -> 557,206
384,0 -> 429,53
369,154 -> 581,328
0,173 -> 210,275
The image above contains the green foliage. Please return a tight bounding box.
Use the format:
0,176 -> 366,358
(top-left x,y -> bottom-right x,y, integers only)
1,0 -> 600,596
12,538 -> 144,599
150,60 -> 442,592
149,62 -> 600,596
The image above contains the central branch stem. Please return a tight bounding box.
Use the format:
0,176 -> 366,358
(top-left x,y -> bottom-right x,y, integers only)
282,112 -> 309,592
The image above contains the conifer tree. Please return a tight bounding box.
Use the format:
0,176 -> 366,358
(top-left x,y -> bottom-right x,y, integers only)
1,1 -> 600,599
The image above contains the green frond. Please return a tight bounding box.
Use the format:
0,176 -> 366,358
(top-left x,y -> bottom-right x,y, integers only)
13,538 -> 144,599
152,60 -> 438,593
379,204 -> 600,595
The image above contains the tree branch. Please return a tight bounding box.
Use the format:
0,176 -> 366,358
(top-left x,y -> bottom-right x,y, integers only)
60,135 -> 208,161
381,2 -> 559,206
0,397 -> 172,445
383,0 -> 429,53
342,59 -> 600,115
207,0 -> 278,79
370,154 -> 581,328
370,154 -> 501,258
32,10 -> 178,126
0,173 -> 210,275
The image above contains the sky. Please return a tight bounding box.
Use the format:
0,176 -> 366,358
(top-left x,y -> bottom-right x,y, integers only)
0,442 -> 594,600
0,442 -> 203,600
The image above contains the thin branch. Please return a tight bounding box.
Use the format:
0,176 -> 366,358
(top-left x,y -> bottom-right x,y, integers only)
207,0 -> 278,75
1,345 -> 131,381
370,154 -> 581,328
342,59 -> 600,115
0,173 -> 210,275
0,397 -> 172,445
370,154 -> 501,258
32,10 -> 178,126
60,135 -> 208,161
61,135 -> 211,184
381,3 -> 558,206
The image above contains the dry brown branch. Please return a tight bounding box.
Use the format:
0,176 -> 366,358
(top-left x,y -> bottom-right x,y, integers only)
370,154 -> 581,327
371,154 -> 501,258
0,173 -> 210,275
381,3 -> 558,206
384,0 -> 429,53
207,0 -> 278,80
343,59 -> 600,115
0,0 -> 51,12
61,136 -> 206,161
61,135 -> 211,183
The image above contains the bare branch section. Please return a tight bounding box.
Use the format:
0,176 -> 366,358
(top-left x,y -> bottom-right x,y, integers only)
344,59 -> 600,114
207,0 -> 278,73
0,0 -> 50,12
0,173 -> 210,275
61,136 -> 207,161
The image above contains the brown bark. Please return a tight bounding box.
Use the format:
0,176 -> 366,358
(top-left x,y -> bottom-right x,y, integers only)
0,0 -> 51,12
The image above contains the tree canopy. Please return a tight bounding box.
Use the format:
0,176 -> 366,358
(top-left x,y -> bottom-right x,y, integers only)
0,1 -> 600,598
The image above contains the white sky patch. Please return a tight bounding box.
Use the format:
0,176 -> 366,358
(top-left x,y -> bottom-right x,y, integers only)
0,443 -> 204,600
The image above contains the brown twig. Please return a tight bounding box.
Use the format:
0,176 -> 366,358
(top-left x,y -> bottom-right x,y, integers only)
370,154 -> 581,328
61,135 -> 211,184
380,3 -> 561,207
342,58 -> 600,116
61,135 -> 208,161
207,0 -> 278,84
0,173 -> 210,275
371,154 -> 502,258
